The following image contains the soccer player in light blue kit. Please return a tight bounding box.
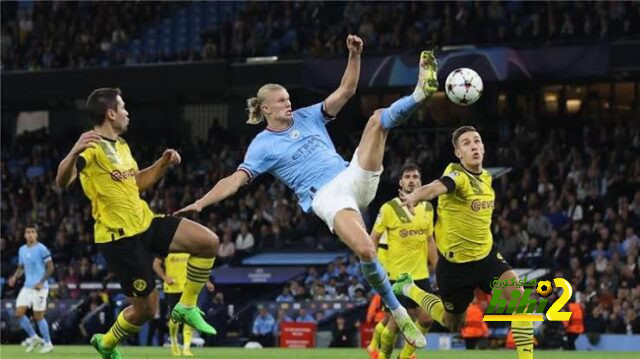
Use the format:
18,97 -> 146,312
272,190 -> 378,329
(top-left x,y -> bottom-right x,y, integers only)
176,35 -> 438,347
8,224 -> 55,353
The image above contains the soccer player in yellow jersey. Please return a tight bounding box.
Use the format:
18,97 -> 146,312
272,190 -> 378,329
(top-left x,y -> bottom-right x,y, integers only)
153,254 -> 214,356
397,126 -> 534,359
370,164 -> 438,359
56,88 -> 220,359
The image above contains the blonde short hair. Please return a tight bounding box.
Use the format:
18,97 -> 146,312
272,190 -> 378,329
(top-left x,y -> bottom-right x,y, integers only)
246,83 -> 286,124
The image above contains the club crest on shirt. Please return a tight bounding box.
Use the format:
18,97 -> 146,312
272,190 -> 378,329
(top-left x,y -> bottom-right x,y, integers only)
290,129 -> 301,140
133,278 -> 147,292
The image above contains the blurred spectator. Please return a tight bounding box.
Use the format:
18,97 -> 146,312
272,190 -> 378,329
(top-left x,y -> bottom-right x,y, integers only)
217,231 -> 236,265
234,223 -> 255,264
204,292 -> 229,346
527,207 -> 552,240
303,267 -> 319,285
353,288 -> 368,305
329,316 -> 353,347
347,276 -> 365,298
312,283 -> 333,301
295,308 -> 315,323
275,286 -> 294,302
4,1 -> 639,71
273,308 -> 293,343
251,306 -> 276,347
517,238 -> 544,268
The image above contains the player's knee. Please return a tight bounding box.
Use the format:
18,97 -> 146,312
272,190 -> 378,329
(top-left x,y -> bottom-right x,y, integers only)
32,312 -> 44,321
136,304 -> 156,322
203,230 -> 219,257
356,242 -> 376,262
194,228 -> 219,258
367,110 -> 384,132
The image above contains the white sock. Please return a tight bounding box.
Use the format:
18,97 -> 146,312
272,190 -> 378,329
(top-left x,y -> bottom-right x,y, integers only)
390,306 -> 409,320
412,85 -> 427,102
402,284 -> 412,297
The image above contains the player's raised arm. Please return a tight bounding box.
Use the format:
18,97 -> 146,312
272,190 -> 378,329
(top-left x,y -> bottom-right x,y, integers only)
55,130 -> 101,188
323,34 -> 363,117
174,170 -> 249,216
402,180 -> 449,214
135,148 -> 181,191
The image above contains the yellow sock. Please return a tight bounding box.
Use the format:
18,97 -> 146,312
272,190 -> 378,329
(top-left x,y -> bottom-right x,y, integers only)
407,285 -> 444,326
368,321 -> 385,351
102,311 -> 141,349
512,320 -> 534,359
168,319 -> 178,345
379,326 -> 397,359
180,256 -> 215,307
183,325 -> 193,350
399,321 -> 430,359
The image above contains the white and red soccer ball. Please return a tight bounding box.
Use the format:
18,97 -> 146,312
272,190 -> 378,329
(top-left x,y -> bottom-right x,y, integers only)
445,68 -> 483,106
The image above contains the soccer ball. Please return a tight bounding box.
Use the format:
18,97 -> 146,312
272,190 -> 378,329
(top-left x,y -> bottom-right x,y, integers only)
444,68 -> 483,106
536,280 -> 553,298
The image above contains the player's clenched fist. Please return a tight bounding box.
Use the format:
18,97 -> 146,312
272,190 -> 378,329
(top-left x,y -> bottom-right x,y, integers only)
162,149 -> 181,166
346,34 -> 363,55
71,130 -> 101,156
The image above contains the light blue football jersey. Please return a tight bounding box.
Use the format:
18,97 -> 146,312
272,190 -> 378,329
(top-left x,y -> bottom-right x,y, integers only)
238,102 -> 349,212
18,243 -> 51,289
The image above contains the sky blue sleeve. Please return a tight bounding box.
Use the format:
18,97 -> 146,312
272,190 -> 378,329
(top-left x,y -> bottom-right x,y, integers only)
18,248 -> 24,266
40,245 -> 52,262
237,137 -> 274,182
294,102 -> 334,127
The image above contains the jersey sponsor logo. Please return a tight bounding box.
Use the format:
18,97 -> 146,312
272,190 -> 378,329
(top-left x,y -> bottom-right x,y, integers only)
133,278 -> 147,292
289,129 -> 301,139
470,199 -> 494,211
110,168 -> 136,181
399,228 -> 430,238
292,135 -> 324,161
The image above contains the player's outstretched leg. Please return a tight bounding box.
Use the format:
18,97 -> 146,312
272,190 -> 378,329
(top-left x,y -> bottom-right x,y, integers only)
355,50 -> 438,173
379,324 -> 398,359
393,273 -> 445,327
168,318 -> 181,356
501,270 -> 534,359
182,324 -> 194,356
367,314 -> 388,359
94,293 -> 162,359
18,311 -> 43,353
398,318 -> 430,359
34,312 -> 54,353
168,219 -> 219,335
333,211 -> 426,348
91,333 -> 123,359
379,50 -> 438,130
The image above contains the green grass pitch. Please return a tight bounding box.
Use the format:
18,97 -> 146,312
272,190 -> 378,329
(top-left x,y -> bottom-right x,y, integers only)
0,346 -> 637,359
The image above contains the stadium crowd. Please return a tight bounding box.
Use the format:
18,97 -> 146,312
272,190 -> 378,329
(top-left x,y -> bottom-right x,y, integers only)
2,108 -> 639,341
2,1 -> 639,71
